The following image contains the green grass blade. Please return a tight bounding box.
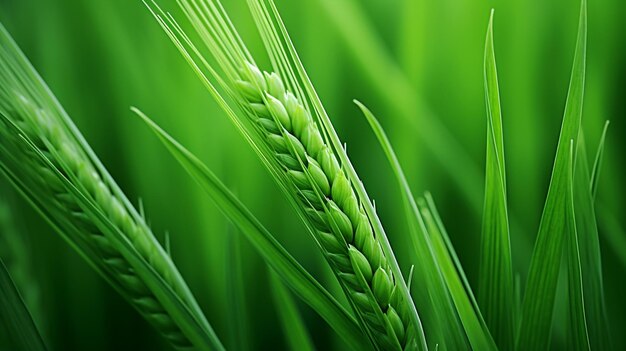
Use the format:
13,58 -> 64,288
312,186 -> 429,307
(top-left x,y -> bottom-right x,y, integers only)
418,195 -> 498,351
0,258 -> 47,351
517,1 -> 587,349
590,121 -> 609,200
270,271 -> 316,351
133,108 -> 370,350
478,10 -> 515,350
356,100 -> 495,350
566,141 -> 591,351
355,100 -> 465,349
573,136 -> 611,349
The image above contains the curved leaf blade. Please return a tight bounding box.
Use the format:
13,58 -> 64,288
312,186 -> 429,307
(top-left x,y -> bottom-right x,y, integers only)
478,10 -> 515,350
567,141 -> 591,351
133,108 -> 369,350
356,100 -> 496,350
517,1 -> 587,349
573,135 -> 610,350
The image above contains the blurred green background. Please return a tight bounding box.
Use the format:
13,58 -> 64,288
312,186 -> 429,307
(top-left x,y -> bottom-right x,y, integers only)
0,0 -> 624,349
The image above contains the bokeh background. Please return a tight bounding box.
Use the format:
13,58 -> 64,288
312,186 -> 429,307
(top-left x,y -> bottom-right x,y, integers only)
0,0 -> 624,349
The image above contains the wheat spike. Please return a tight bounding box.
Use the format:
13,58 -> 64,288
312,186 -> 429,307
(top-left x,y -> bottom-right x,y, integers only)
236,63 -> 415,350
0,23 -> 220,350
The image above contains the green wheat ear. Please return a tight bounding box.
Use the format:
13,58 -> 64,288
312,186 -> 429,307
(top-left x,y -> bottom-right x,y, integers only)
0,23 -> 222,350
238,65 -> 414,349
145,0 -> 425,349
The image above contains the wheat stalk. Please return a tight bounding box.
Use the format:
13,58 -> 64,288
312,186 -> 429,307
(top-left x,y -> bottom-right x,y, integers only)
145,0 -> 422,348
0,24 -> 220,350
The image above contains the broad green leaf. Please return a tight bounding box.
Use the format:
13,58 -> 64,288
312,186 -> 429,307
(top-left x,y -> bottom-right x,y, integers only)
478,10 -> 515,350
270,271 -> 315,351
573,136 -> 610,349
0,258 -> 47,351
418,195 -> 497,351
356,100 -> 494,350
517,1 -> 587,349
566,141 -> 591,351
590,121 -> 609,200
133,108 -> 369,351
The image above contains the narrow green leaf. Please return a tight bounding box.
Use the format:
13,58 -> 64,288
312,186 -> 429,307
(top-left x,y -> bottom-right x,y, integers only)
133,108 -> 369,351
418,195 -> 498,351
590,121 -> 609,200
356,100 -> 496,350
517,1 -> 587,349
573,135 -> 610,349
0,258 -> 47,351
355,100 -> 464,349
566,141 -> 591,351
270,271 -> 316,351
478,10 -> 515,350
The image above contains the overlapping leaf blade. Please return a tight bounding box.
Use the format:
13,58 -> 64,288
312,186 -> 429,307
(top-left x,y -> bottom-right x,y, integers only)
572,136 -> 610,350
478,11 -> 515,350
566,141 -> 591,351
517,1 -> 587,349
418,195 -> 497,351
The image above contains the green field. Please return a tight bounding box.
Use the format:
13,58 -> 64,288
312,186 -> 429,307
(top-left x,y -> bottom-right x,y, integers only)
0,0 -> 624,350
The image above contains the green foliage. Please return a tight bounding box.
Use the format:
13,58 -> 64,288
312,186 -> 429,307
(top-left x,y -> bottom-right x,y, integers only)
478,11 -> 515,350
572,136 -> 610,349
517,1 -> 587,349
0,0 -> 621,349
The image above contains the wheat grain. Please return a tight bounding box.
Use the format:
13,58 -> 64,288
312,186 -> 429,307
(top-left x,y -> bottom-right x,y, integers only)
0,24 -> 220,350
